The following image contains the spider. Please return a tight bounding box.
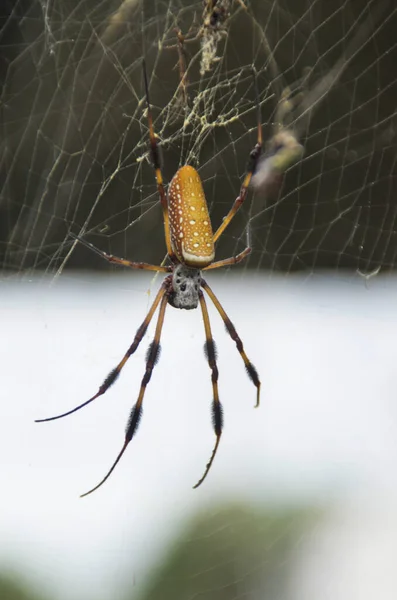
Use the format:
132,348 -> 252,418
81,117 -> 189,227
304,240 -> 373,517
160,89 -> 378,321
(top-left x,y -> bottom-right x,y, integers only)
36,61 -> 262,497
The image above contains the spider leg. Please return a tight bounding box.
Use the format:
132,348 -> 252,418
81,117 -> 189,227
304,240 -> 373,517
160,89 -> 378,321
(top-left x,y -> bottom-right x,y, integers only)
203,247 -> 251,271
201,279 -> 260,407
80,292 -> 168,497
176,29 -> 189,109
35,282 -> 167,423
193,290 -> 223,489
213,68 -> 262,243
205,222 -> 252,270
70,234 -> 172,272
142,60 -> 176,262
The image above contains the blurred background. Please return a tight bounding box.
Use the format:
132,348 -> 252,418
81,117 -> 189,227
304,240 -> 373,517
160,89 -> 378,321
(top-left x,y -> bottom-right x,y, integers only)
1,1 -> 397,598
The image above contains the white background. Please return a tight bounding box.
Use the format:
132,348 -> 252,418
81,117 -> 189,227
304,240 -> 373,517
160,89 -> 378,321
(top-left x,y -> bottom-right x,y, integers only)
1,271 -> 397,599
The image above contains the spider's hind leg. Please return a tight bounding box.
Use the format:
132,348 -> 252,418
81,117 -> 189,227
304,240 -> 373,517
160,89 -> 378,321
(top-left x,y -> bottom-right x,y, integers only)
80,291 -> 169,497
201,279 -> 260,407
35,282 -> 168,423
193,290 -> 223,489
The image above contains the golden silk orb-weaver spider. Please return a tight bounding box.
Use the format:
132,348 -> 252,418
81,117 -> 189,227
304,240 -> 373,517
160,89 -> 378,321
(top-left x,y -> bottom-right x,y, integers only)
36,61 -> 262,497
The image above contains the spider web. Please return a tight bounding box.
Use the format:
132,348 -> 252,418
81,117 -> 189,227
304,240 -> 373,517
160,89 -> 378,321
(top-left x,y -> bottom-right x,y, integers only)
1,0 -> 396,279
1,3 -> 397,599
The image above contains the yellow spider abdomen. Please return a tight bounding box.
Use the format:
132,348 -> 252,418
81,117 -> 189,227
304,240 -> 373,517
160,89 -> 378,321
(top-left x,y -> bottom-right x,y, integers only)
168,165 -> 215,268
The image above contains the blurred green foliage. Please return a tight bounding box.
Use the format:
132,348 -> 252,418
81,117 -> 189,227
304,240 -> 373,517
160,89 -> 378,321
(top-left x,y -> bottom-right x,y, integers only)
135,503 -> 316,600
0,574 -> 47,600
0,503 -> 317,600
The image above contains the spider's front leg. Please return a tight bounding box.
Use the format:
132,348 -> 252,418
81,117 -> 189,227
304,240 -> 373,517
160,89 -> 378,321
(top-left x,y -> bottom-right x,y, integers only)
213,67 -> 263,243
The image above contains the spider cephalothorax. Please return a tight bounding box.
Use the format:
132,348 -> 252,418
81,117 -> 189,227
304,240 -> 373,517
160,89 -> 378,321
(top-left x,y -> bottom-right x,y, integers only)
36,61 -> 262,497
168,264 -> 201,310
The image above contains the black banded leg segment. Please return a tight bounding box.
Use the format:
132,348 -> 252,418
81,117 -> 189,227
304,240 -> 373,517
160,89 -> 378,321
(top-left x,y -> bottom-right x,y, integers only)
35,283 -> 167,423
201,280 -> 260,407
80,292 -> 168,498
193,291 -> 223,489
142,60 -> 175,261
